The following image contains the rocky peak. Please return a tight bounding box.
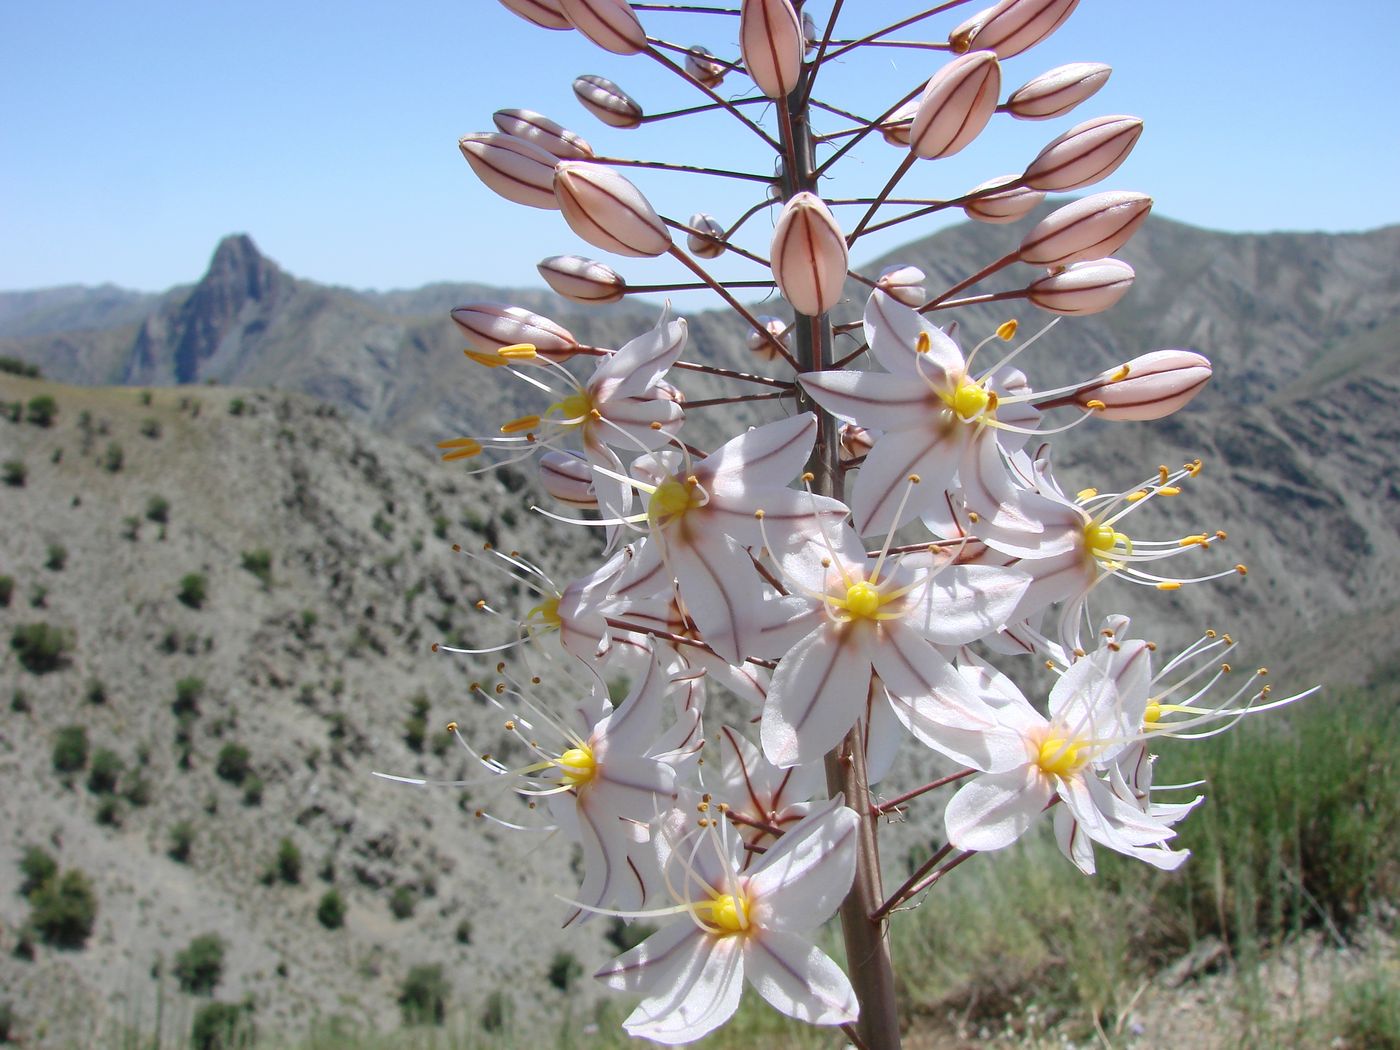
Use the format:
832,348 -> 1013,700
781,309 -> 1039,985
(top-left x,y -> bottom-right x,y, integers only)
166,234 -> 291,383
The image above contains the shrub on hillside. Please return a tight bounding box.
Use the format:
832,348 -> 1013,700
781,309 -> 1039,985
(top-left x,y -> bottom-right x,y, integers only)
52,725 -> 89,775
11,623 -> 73,673
102,442 -> 123,473
28,868 -> 97,949
215,743 -> 250,785
178,573 -> 208,609
398,964 -> 448,1026
189,1001 -> 255,1050
172,677 -> 204,717
0,355 -> 40,378
275,838 -> 301,884
44,544 -> 67,572
168,821 -> 195,863
0,575 -> 13,607
316,889 -> 346,930
389,885 -> 415,920
1,460 -> 24,487
25,395 -> 56,427
18,846 -> 58,898
146,495 -> 170,524
87,748 -> 124,794
239,549 -> 272,587
140,417 -> 162,439
174,933 -> 226,995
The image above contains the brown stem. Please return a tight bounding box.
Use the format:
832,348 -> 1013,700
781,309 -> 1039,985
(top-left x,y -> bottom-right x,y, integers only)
595,155 -> 774,183
673,360 -> 790,389
682,390 -> 796,409
665,245 -> 803,372
644,46 -> 782,152
918,249 -> 1021,313
872,848 -> 976,921
872,767 -> 976,815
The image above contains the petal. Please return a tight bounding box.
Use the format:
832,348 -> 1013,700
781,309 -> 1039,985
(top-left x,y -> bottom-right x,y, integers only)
851,423 -> 964,536
701,413 -> 816,493
745,930 -> 858,1025
746,799 -> 859,930
799,369 -> 937,430
622,934 -> 745,1045
904,564 -> 1031,645
944,765 -> 1052,852
761,622 -> 872,767
667,530 -> 766,665
591,311 -> 688,398
864,288 -> 964,379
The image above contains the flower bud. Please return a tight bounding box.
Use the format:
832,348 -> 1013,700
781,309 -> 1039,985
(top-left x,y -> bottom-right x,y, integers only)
686,213 -> 726,259
746,316 -> 790,361
554,161 -> 672,258
1071,349 -> 1212,420
802,11 -> 819,54
539,451 -> 599,507
537,255 -> 627,304
492,109 -> 594,160
557,0 -> 647,55
1027,259 -> 1134,316
1023,115 -> 1143,191
879,98 -> 919,146
1019,192 -> 1152,267
1007,62 -> 1111,120
910,51 -> 1001,159
739,0 -> 804,99
839,423 -> 876,462
450,303 -> 581,362
458,133 -> 560,211
876,265 -> 927,307
497,0 -> 572,30
961,175 -> 1045,224
685,45 -> 726,88
950,0 -> 1079,60
770,192 -> 848,317
573,75 -> 644,129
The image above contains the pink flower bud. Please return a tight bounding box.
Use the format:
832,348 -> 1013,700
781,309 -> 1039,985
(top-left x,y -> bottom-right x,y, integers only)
573,75 -> 644,129
554,161 -> 672,258
879,98 -> 919,146
746,316 -> 789,361
1023,115 -> 1143,191
686,213 -> 726,259
450,303 -> 581,362
961,175 -> 1045,224
910,51 -> 1001,159
458,133 -> 560,211
802,11 -> 819,54
1071,349 -> 1212,420
1019,192 -> 1152,267
557,0 -> 647,55
537,255 -> 627,304
739,0 -> 804,99
685,45 -> 726,88
538,451 -> 599,507
876,265 -> 927,307
771,192 -> 849,317
1027,259 -> 1134,316
950,0 -> 1079,60
492,109 -> 594,160
1007,62 -> 1111,120
839,423 -> 876,462
497,0 -> 572,30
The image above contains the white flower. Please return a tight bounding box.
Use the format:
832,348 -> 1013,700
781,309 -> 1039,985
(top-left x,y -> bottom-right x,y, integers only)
595,798 -> 859,1044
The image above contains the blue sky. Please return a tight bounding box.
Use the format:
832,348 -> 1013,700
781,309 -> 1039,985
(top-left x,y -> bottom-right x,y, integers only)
2,1 -> 1397,295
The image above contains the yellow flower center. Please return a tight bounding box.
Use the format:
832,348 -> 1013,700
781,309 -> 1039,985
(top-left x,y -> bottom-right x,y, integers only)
1036,737 -> 1088,778
648,476 -> 703,528
1084,521 -> 1132,563
527,596 -> 562,629
555,746 -> 596,787
949,379 -> 994,421
1143,701 -> 1162,726
699,892 -> 749,935
843,580 -> 882,619
548,391 -> 593,425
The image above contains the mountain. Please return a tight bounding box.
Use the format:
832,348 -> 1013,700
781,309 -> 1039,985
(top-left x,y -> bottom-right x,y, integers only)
3,216 -> 1398,657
